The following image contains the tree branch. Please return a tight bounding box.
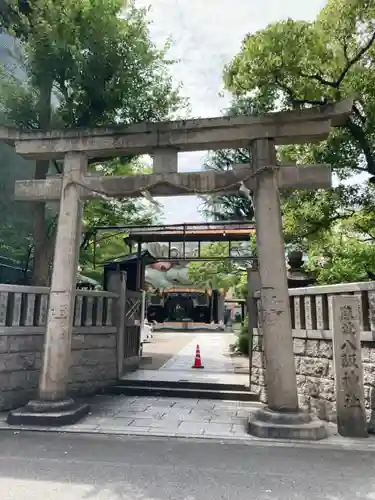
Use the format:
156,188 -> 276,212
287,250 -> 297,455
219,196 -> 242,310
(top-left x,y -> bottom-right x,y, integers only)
336,31 -> 375,87
299,71 -> 337,88
274,76 -> 326,106
285,211 -> 356,242
344,117 -> 375,175
352,222 -> 375,241
352,102 -> 367,125
298,31 -> 375,90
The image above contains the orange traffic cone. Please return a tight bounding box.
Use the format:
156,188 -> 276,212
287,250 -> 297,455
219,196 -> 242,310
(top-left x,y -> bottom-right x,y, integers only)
192,344 -> 204,369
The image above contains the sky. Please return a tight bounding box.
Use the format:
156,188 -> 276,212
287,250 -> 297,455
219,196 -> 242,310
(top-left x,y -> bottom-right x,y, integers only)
135,0 -> 329,224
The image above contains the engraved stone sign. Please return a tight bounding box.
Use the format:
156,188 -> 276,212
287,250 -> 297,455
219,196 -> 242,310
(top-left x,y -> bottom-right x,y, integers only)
315,295 -> 324,330
304,296 -> 313,330
37,294 -> 49,326
25,293 -> 36,326
105,298 -> 113,326
12,292 -> 22,326
74,295 -> 83,326
332,295 -> 367,437
96,297 -> 104,326
293,296 -> 301,330
0,292 -> 8,326
84,296 -> 94,326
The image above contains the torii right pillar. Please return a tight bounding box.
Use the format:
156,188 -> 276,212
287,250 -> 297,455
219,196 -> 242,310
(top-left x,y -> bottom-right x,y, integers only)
248,138 -> 327,440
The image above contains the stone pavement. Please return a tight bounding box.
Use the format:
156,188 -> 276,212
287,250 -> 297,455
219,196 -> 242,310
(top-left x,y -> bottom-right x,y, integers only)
122,368 -> 249,385
1,393 -> 373,451
140,331 -> 193,370
0,331 -> 255,441
0,330 -> 346,445
123,331 -> 249,386
0,395 -> 262,440
159,332 -> 236,372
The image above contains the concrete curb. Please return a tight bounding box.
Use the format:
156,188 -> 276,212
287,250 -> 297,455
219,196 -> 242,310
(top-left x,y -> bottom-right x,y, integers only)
1,423 -> 375,452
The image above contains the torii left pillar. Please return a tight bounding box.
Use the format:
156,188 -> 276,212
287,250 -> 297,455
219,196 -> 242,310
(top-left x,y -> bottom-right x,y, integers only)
8,152 -> 90,426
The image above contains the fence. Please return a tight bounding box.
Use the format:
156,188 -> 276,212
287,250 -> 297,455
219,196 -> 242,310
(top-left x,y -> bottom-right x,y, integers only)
252,281 -> 375,422
123,289 -> 142,369
0,284 -> 117,332
0,284 -> 119,412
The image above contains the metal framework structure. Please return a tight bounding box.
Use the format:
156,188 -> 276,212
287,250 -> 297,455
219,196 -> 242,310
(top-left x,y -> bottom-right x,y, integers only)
92,221 -> 256,265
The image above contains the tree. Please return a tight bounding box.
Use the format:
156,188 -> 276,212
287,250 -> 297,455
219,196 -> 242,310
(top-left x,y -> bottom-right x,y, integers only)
200,149 -> 253,221
224,0 -> 375,178
199,96 -> 273,222
305,225 -> 375,285
0,0 -> 183,284
201,0 -> 375,284
79,160 -> 158,282
187,242 -> 247,292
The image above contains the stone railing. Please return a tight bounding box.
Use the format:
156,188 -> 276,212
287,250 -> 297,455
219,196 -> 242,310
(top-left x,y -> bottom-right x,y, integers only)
252,281 -> 375,423
0,284 -> 119,412
287,281 -> 375,340
0,284 -> 117,333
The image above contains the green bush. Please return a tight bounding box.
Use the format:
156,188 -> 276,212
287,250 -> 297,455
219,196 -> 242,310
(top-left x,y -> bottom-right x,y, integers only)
237,333 -> 249,355
232,314 -> 251,356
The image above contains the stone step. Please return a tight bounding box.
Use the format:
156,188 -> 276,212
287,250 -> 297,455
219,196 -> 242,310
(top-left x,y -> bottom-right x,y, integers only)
118,379 -> 250,392
105,383 -> 258,402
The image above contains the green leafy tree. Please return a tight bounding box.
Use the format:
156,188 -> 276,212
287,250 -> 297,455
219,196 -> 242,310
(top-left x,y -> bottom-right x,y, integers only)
200,148 -> 253,222
224,0 -> 375,177
187,242 -> 245,292
200,97 -> 271,222
201,0 -> 375,284
0,0 -> 183,284
79,162 -> 158,281
220,0 -> 375,238
306,227 -> 375,285
281,184 -> 369,248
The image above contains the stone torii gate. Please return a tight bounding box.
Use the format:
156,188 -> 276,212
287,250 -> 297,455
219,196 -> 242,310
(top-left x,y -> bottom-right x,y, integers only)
3,99 -> 353,438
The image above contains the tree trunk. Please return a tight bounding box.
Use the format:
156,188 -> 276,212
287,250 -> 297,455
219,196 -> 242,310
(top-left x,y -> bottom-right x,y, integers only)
31,77 -> 53,286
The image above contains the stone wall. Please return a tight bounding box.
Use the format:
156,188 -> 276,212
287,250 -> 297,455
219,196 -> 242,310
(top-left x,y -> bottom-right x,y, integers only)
293,338 -> 336,421
251,333 -> 375,422
0,329 -> 117,411
251,281 -> 375,423
0,285 -> 119,411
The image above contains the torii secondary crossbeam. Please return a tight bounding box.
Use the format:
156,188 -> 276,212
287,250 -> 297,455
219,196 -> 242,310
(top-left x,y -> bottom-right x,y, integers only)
6,99 -> 353,439
14,164 -> 331,201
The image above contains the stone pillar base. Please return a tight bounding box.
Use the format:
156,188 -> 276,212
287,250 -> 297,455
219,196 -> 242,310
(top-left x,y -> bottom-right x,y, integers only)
7,398 -> 90,427
248,407 -> 327,441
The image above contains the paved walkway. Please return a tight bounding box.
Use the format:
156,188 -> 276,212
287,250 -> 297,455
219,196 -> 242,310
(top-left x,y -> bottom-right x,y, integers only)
124,331 -> 249,386
0,395 -> 261,439
160,332 -> 236,372
140,332 -> 193,370
0,331 -> 339,444
1,331 -> 374,449
0,395 -> 342,443
123,369 -> 248,385
0,331 -> 257,440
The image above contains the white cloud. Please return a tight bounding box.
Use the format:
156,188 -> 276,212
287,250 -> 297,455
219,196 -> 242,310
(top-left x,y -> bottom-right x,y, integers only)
136,0 -> 328,223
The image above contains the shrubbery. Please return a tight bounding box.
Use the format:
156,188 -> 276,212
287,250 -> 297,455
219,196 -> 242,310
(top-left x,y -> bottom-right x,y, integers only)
233,314 -> 251,356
